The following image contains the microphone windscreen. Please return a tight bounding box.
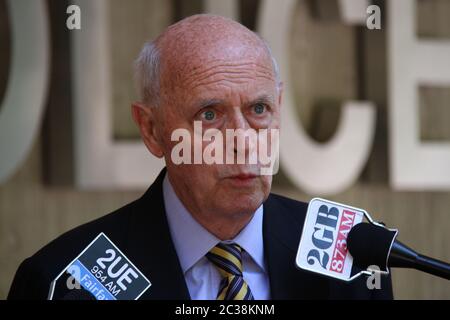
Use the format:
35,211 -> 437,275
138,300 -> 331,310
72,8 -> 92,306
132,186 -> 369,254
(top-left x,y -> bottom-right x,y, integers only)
347,222 -> 397,270
62,288 -> 96,300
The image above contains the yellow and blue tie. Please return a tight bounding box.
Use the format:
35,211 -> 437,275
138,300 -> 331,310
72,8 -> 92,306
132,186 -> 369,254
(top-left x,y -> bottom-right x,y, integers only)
206,242 -> 254,300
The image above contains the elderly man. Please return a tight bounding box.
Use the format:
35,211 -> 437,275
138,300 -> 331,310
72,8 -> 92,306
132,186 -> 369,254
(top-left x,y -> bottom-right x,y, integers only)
8,14 -> 393,300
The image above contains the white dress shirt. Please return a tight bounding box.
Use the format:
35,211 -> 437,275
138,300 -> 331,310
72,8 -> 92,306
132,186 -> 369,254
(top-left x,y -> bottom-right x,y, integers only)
162,174 -> 271,300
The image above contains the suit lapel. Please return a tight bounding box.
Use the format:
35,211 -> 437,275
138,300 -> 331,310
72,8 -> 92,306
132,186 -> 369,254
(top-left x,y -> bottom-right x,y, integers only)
126,168 -> 191,300
263,194 -> 330,299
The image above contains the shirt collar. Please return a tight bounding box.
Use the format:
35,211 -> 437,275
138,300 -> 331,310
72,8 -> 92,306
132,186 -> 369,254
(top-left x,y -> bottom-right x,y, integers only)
162,173 -> 266,274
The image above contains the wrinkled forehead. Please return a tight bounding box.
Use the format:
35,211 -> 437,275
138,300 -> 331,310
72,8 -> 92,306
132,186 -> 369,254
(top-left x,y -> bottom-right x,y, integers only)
163,47 -> 274,91
156,18 -> 276,93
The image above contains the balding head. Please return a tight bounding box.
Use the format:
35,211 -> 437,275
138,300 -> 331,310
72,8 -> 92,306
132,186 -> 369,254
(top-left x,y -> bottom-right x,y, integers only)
135,14 -> 279,108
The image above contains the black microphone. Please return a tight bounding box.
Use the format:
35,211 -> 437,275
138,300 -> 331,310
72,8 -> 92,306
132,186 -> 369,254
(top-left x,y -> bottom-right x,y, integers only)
62,288 -> 96,300
347,223 -> 450,281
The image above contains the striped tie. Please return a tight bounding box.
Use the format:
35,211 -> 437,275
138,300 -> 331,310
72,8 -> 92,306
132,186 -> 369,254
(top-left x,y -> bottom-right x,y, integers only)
206,242 -> 254,300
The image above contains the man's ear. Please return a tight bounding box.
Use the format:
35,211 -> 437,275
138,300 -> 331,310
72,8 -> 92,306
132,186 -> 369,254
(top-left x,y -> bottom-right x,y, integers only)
131,102 -> 164,158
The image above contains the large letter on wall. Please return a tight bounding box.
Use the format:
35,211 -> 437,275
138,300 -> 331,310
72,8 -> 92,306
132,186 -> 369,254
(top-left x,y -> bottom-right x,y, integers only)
0,0 -> 50,184
72,0 -> 163,189
388,0 -> 450,190
258,0 -> 376,195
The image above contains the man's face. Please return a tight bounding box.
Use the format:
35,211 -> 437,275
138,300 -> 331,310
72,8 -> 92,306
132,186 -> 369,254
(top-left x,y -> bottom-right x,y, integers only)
157,53 -> 281,219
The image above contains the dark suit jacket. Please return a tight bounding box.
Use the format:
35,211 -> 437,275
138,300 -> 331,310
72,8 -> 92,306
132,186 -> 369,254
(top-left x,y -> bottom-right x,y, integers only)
8,168 -> 393,300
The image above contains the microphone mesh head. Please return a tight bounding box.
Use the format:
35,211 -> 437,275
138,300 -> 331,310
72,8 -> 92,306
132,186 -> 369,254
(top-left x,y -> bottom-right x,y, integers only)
347,222 -> 397,270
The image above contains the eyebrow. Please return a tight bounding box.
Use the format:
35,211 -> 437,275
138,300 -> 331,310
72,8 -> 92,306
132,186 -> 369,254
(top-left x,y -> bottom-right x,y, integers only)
196,98 -> 224,110
194,95 -> 275,110
249,95 -> 275,106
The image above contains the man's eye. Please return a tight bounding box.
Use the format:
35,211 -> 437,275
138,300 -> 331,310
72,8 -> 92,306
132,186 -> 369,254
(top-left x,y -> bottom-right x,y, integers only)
202,110 -> 216,121
253,103 -> 266,115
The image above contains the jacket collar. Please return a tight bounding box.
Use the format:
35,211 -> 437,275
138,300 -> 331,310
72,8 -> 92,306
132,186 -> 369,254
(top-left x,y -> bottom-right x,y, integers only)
128,168 -> 191,299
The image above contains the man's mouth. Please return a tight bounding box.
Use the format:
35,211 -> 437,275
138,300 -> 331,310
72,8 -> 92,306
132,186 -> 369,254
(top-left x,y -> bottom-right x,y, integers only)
225,173 -> 258,187
231,173 -> 257,179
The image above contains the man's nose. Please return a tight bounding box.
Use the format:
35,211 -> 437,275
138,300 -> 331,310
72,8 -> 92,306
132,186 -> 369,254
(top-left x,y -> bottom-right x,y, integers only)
228,107 -> 248,130
226,107 -> 257,160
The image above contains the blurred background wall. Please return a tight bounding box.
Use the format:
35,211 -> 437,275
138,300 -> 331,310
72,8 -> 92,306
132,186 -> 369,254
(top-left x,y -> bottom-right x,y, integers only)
0,0 -> 449,299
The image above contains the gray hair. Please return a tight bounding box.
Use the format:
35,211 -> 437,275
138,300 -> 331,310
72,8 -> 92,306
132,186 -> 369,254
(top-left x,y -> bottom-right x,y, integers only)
134,41 -> 161,108
134,34 -> 280,108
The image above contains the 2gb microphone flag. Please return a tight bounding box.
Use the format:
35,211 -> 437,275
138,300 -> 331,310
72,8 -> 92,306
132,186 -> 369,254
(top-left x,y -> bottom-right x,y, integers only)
48,233 -> 151,300
295,198 -> 365,281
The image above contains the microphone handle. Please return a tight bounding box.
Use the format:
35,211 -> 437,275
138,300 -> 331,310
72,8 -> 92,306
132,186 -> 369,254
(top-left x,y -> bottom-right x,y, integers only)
414,254 -> 450,280
389,240 -> 450,280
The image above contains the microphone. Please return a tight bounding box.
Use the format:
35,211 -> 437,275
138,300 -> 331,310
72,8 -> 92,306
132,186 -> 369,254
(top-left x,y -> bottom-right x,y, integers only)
347,223 -> 450,281
62,288 -> 96,300
296,198 -> 449,283
48,232 -> 151,300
